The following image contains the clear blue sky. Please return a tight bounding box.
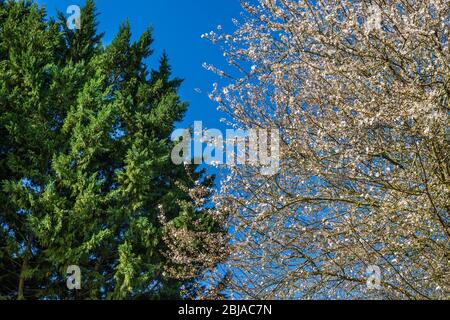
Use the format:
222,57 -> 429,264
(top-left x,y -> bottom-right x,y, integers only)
36,0 -> 242,131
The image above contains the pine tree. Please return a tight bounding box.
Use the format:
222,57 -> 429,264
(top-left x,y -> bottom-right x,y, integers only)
0,0 -> 225,300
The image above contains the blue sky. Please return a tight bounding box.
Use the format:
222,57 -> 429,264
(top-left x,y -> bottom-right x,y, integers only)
36,0 -> 242,131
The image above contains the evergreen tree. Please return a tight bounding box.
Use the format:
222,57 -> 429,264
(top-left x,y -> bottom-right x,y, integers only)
0,0 -> 225,300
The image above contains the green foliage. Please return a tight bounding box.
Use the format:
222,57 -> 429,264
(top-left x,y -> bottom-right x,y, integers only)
0,0 -> 221,300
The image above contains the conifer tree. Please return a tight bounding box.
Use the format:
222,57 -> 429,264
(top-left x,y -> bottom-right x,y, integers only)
0,0 -> 225,300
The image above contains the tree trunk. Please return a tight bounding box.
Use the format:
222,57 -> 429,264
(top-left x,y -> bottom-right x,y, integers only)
17,238 -> 31,300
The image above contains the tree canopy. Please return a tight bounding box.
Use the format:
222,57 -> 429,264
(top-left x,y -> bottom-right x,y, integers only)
205,0 -> 449,300
0,0 -> 225,300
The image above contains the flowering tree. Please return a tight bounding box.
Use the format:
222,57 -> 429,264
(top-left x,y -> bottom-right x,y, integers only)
205,0 -> 449,299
